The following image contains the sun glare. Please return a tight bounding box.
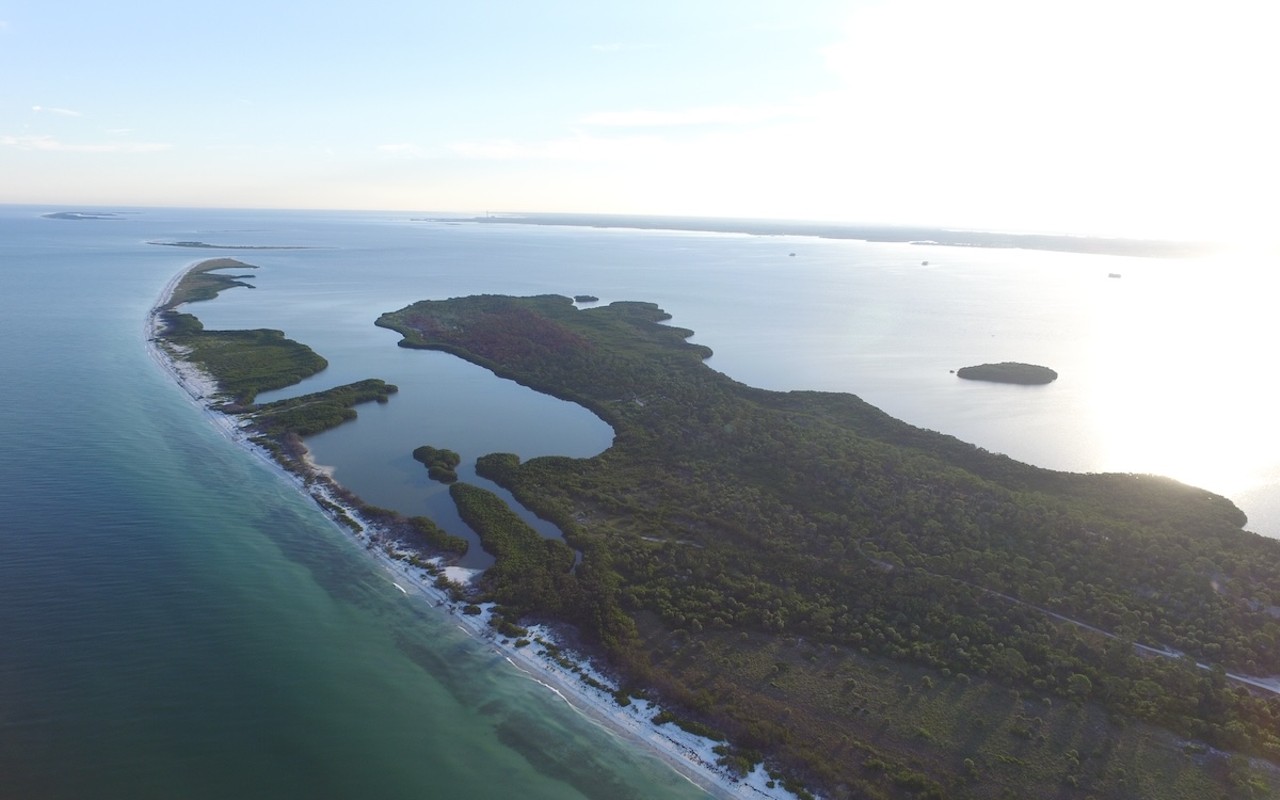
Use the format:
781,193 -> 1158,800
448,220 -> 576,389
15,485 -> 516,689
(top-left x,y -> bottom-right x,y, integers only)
1089,253 -> 1280,495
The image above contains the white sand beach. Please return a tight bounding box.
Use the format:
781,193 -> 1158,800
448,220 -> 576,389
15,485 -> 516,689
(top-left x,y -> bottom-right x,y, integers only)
146,261 -> 807,800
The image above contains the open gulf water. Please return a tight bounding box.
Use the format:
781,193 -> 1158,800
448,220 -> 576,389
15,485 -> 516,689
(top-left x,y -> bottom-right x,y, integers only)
2,205 -> 1277,798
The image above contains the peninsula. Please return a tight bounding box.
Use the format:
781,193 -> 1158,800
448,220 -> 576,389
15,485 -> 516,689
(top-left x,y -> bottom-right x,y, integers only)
147,240 -> 317,250
956,362 -> 1059,385
152,269 -> 1280,800
42,210 -> 128,220
377,294 -> 1280,799
149,261 -> 767,799
451,213 -> 1221,259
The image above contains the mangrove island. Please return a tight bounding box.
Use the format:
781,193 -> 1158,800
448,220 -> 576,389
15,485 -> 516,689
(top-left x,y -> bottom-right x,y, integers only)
957,362 -> 1059,385
155,272 -> 1280,800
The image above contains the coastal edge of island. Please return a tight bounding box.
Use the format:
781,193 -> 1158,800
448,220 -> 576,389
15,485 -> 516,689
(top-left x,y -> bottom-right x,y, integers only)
144,258 -> 800,800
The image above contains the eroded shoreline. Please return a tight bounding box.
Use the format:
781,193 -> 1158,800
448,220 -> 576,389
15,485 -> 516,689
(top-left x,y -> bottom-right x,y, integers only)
146,259 -> 794,800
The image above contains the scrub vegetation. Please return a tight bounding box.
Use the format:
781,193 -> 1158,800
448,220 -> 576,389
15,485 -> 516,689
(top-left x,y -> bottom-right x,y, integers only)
156,263 -> 1280,799
413,445 -> 462,483
159,258 -> 259,309
957,362 -> 1059,385
376,293 -> 1280,800
155,262 -> 443,552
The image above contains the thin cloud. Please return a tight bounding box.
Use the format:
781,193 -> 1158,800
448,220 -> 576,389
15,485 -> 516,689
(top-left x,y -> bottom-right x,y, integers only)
32,105 -> 82,117
377,143 -> 425,157
1,134 -> 171,153
578,104 -> 802,128
450,134 -> 667,162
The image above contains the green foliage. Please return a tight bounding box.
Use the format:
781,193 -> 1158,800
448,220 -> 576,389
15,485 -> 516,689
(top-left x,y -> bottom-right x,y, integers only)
157,277 -> 468,568
413,445 -> 462,483
377,293 -> 1280,799
249,379 -> 397,436
408,515 -> 469,555
160,258 -> 258,310
652,710 -> 725,741
158,310 -> 204,337
450,482 -> 576,616
956,361 -> 1058,384
166,324 -> 329,404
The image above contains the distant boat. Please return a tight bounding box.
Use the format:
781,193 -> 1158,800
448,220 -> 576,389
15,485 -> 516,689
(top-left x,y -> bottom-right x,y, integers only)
921,260 -> 929,266
1108,272 -> 1122,278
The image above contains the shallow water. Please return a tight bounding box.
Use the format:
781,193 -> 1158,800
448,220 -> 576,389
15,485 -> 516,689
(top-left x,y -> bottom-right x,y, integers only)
0,206 -> 706,800
3,204 -> 1276,799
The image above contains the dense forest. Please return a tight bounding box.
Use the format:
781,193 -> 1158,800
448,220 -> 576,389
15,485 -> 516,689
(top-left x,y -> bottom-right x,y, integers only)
156,261 -> 1280,798
377,293 -> 1280,799
955,362 -> 1058,385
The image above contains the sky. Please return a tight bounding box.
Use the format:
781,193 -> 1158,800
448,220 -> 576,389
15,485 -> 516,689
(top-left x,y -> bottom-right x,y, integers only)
2,0 -> 1276,241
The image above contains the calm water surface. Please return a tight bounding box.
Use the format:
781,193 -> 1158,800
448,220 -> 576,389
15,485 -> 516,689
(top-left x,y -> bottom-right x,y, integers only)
186,210 -> 1280,536
0,207 -> 706,800
2,205 -> 1276,799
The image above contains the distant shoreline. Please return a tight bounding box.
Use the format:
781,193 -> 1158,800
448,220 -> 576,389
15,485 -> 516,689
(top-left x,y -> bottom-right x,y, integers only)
147,240 -> 318,250
449,212 -> 1219,259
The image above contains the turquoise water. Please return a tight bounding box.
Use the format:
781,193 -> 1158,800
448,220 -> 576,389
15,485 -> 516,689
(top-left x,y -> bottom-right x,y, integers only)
2,205 -> 1276,799
0,207 -> 706,799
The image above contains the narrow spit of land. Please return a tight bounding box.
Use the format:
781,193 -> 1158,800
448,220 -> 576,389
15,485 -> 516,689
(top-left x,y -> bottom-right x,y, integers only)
147,260 -> 779,800
147,240 -> 318,250
451,213 -> 1221,259
150,261 -> 1280,800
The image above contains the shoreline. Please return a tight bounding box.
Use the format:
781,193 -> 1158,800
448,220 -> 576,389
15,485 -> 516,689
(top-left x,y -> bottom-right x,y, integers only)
459,212 -> 1221,259
145,259 -> 798,800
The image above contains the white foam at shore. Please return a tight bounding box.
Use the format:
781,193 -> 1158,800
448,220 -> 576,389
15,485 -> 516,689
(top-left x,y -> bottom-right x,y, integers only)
146,261 -> 809,800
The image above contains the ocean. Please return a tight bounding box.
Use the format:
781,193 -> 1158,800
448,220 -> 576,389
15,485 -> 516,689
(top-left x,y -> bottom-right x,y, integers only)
1,205 -> 1276,798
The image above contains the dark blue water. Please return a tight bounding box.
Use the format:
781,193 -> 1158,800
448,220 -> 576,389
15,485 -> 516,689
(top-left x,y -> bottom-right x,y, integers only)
0,206 -> 706,800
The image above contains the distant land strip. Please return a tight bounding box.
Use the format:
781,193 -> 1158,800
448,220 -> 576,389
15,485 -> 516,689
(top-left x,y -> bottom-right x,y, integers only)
450,212 -> 1220,259
147,240 -> 318,250
42,211 -> 132,220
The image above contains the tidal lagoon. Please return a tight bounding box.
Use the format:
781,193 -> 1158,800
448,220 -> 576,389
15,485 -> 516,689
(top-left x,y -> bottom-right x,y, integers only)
2,205 -> 1276,798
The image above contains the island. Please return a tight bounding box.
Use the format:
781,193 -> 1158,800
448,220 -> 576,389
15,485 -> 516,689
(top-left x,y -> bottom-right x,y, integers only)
147,240 -> 317,250
449,212 -> 1222,259
152,271 -> 1280,800
413,444 -> 462,483
957,361 -> 1058,385
573,294 -> 599,303
42,211 -> 127,220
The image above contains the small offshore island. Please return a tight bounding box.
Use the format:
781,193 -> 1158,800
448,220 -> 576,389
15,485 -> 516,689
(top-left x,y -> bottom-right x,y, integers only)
957,362 -> 1059,385
42,210 -> 129,220
152,261 -> 1280,800
147,240 -> 317,250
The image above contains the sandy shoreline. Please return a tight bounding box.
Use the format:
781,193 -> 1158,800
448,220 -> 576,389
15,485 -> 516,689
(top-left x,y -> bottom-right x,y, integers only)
146,260 -> 801,800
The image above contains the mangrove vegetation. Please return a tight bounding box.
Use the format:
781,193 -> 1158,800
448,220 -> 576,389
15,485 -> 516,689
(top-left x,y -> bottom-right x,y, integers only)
375,293 -> 1280,800
155,263 -> 1280,799
957,362 -> 1059,385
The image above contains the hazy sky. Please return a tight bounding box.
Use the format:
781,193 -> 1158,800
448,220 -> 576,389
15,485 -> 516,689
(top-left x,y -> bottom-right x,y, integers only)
2,0 -> 1275,240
